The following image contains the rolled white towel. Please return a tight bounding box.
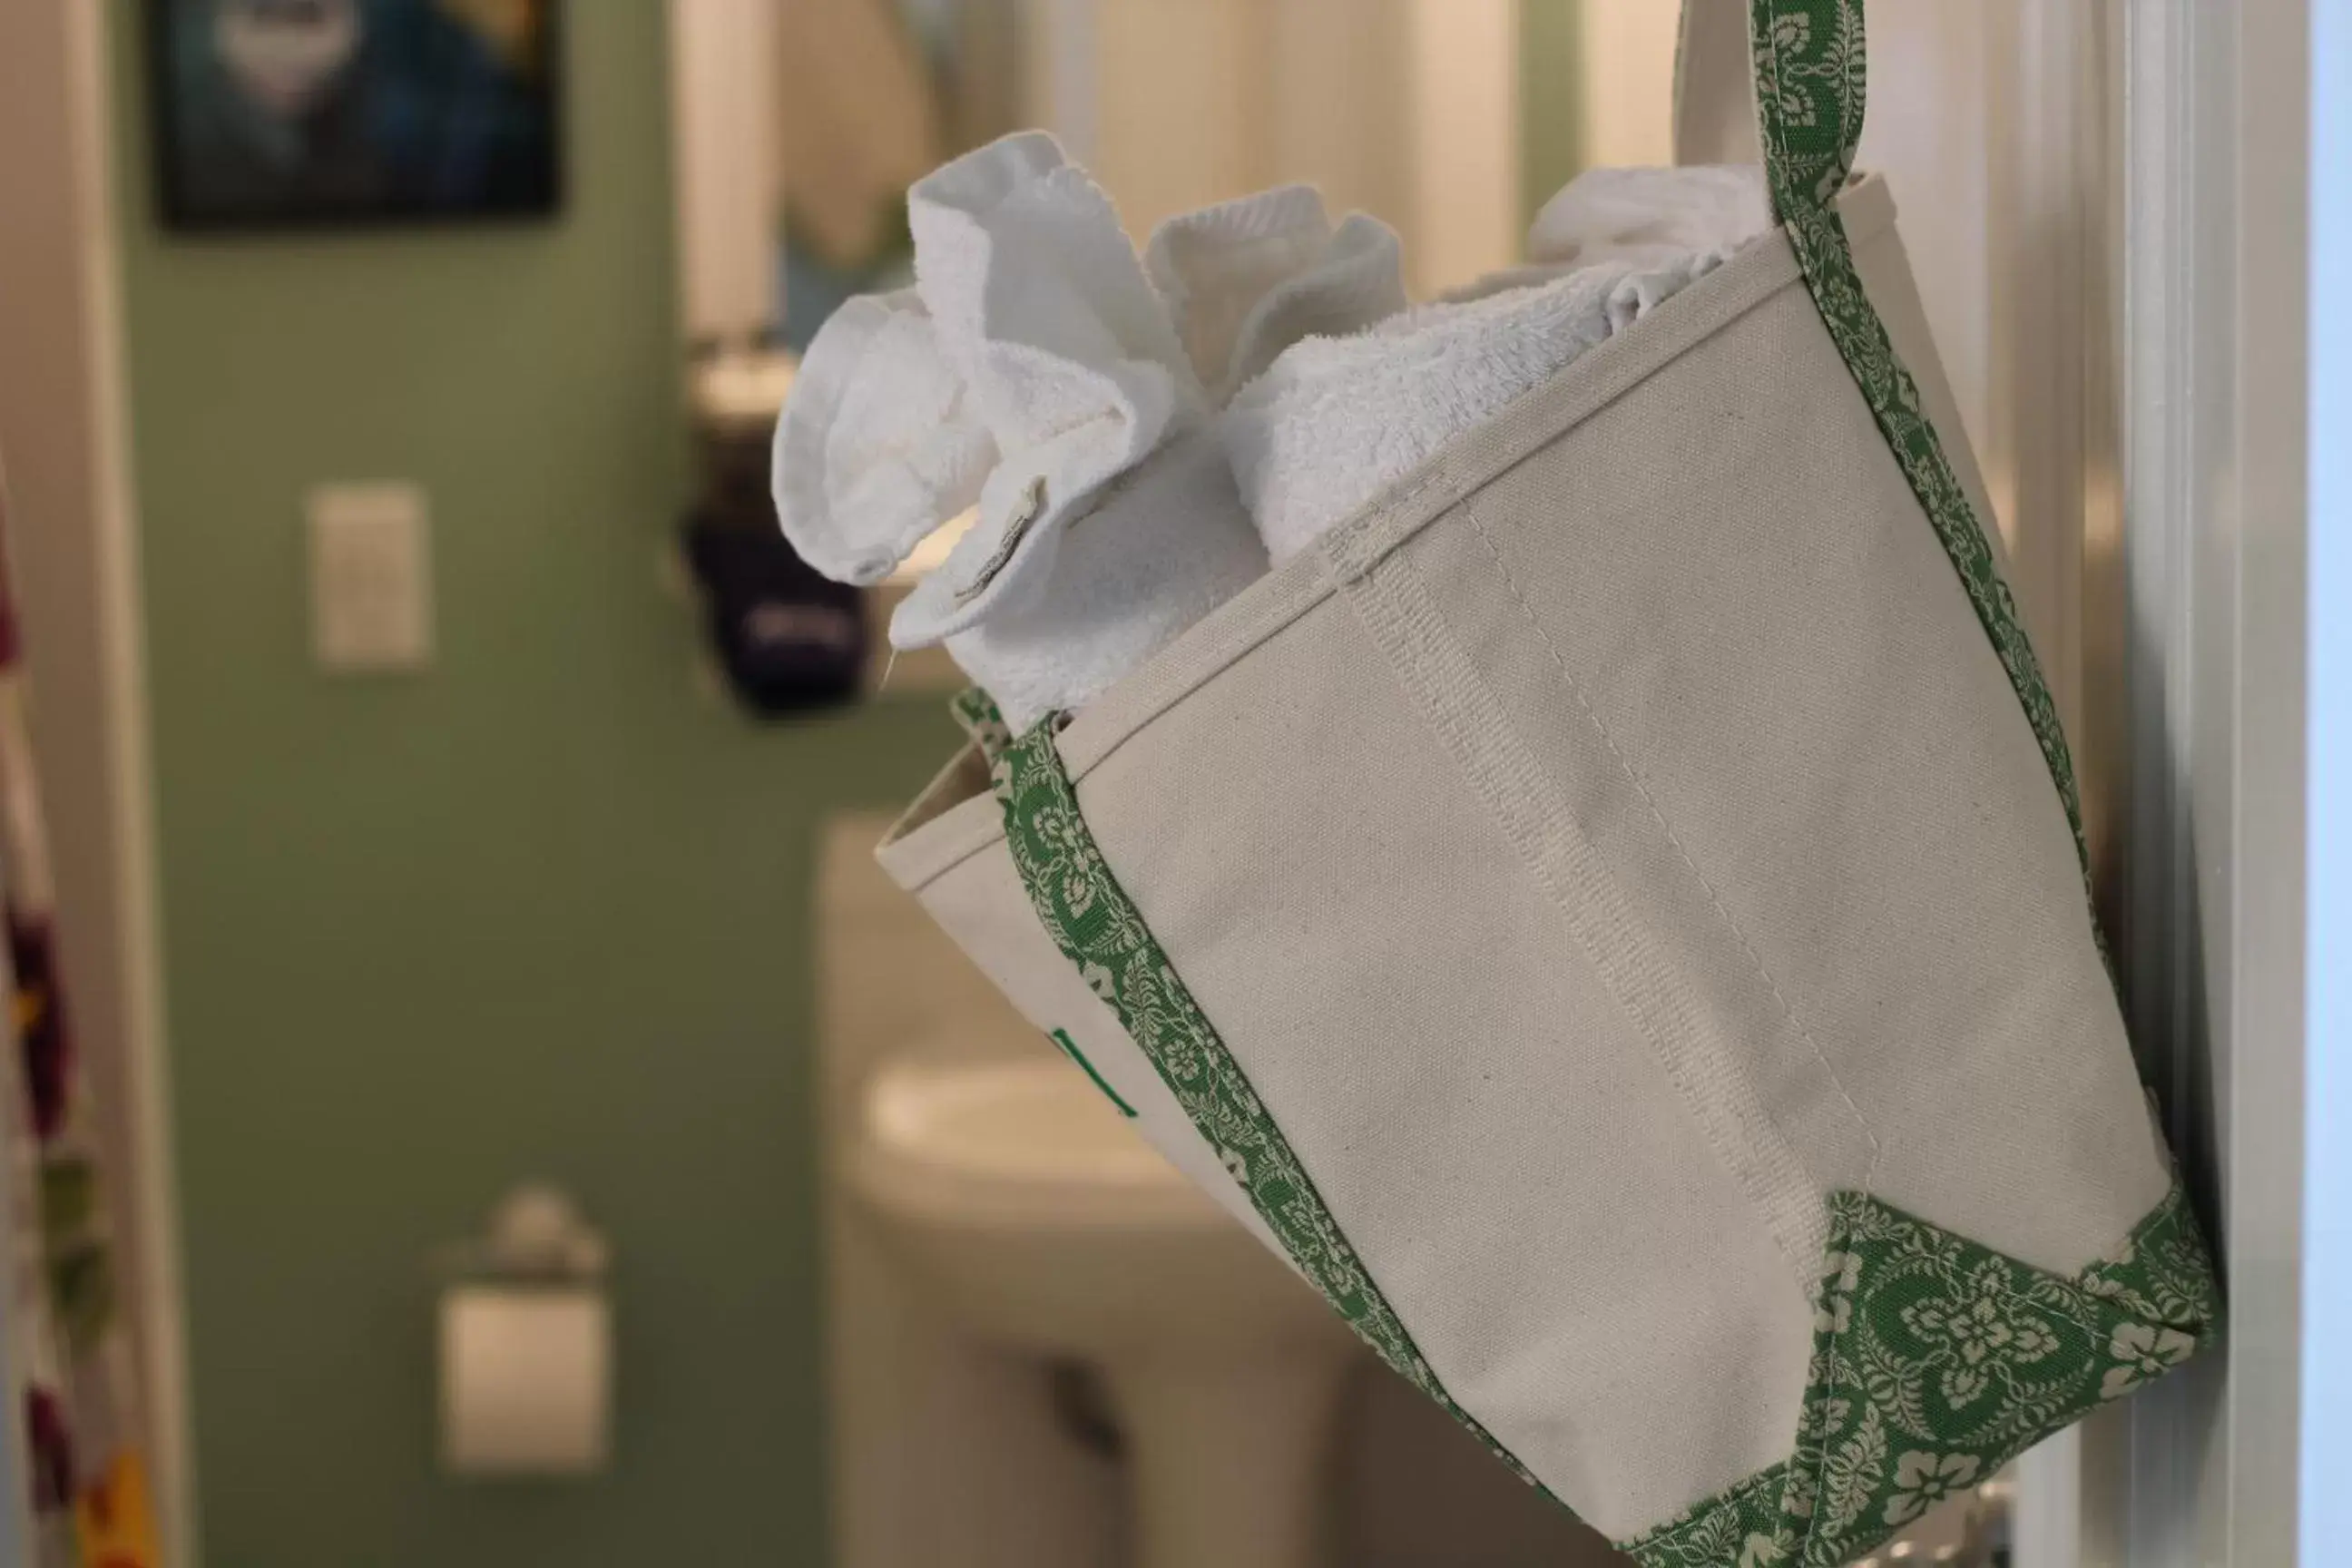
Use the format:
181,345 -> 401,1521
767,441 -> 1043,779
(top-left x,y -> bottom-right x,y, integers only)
1225,252 -> 1725,564
771,288 -> 996,588
1224,164 -> 1776,564
1146,184 -> 1408,405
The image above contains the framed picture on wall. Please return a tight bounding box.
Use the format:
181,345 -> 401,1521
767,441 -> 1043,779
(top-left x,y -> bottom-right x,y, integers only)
145,0 -> 564,231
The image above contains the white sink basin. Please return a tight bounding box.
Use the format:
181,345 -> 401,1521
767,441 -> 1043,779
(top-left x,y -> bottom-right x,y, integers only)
849,1054 -> 1348,1355
848,1052 -> 1360,1568
856,1054 -> 1216,1230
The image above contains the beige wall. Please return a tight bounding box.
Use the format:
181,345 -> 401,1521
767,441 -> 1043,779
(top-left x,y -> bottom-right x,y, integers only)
1577,0 -> 1679,166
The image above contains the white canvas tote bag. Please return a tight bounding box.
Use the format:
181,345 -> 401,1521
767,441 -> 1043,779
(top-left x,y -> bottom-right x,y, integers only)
870,3 -> 2220,1562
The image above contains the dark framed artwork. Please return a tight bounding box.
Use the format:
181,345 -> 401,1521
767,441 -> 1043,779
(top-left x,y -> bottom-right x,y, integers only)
146,0 -> 564,231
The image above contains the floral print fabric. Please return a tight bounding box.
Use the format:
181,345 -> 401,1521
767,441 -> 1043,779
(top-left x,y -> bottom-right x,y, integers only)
0,468 -> 164,1566
1625,1184 -> 2218,1567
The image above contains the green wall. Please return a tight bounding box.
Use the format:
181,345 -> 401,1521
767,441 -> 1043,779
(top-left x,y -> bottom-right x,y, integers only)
112,9 -> 951,1564
1519,0 -> 1586,225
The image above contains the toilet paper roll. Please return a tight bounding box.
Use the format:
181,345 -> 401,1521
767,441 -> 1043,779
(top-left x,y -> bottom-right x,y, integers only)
439,1285 -> 611,1475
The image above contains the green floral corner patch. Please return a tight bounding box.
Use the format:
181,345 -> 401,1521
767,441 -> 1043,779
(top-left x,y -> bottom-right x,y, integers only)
1785,1183 -> 2219,1564
1625,1182 -> 2220,1568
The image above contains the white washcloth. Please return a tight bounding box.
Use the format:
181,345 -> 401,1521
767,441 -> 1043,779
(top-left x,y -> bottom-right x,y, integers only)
1225,165 -> 1774,564
928,431 -> 1257,735
770,288 -> 996,587
1225,255 -> 1722,563
1147,185 -> 1407,404
774,132 -> 1407,730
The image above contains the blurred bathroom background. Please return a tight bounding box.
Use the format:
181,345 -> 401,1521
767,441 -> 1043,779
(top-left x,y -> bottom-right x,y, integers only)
0,3 -> 2009,1565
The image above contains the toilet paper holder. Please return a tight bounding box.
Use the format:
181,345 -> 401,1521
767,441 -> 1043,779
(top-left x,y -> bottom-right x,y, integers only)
436,1183 -> 612,1477
439,1182 -> 610,1285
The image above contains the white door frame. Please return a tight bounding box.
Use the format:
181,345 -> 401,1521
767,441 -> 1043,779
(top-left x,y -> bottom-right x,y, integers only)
0,4 -> 193,1563
2060,3 -> 2316,1564
2306,5 -> 2352,1559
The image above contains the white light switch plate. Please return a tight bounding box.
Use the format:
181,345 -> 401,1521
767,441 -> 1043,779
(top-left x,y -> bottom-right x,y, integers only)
308,482 -> 432,671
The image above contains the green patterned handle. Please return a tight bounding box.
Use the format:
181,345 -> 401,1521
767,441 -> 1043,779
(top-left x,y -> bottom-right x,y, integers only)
1732,0 -> 2095,886
1743,0 -> 1867,221
1672,0 -> 1863,204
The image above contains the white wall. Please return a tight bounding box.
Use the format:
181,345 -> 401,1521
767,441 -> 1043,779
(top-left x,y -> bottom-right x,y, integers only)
1034,0 -> 1519,294
667,0 -> 784,344
2307,0 -> 2352,1551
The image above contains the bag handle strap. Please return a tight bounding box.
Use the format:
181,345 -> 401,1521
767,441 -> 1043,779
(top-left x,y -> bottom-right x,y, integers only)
1675,0 -> 2096,889
1671,0 -> 1867,229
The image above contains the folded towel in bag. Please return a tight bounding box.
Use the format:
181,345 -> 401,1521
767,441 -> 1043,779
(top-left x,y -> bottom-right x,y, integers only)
1223,165 -> 1774,564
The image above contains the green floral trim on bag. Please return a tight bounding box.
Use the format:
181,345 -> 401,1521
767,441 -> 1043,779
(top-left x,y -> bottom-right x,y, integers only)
981,696 -> 1563,1508
1622,1462 -> 1793,1568
1622,1182 -> 2219,1568
1783,1182 -> 2218,1565
1749,0 -> 2091,881
950,684 -> 1014,762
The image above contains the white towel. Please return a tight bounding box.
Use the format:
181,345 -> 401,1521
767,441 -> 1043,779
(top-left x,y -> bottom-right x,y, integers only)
774,132 -> 1409,731
1225,165 -> 1774,564
1527,164 -> 1771,270
923,431 -> 1256,735
1146,185 -> 1408,405
771,289 -> 996,587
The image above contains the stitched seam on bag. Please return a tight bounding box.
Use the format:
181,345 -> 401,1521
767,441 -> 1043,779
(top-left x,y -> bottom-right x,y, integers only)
1749,0 -> 2096,923
1340,542 -> 1830,1283
1063,590 -> 1336,793
894,834 -> 995,894
1458,489 -> 1884,1203
1617,1460 -> 1788,1566
1789,1205 -> 1860,1563
1058,567 -> 1339,785
984,699 -> 1575,1513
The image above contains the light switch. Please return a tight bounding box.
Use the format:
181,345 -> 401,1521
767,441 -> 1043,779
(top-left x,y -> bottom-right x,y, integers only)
308,482 -> 432,671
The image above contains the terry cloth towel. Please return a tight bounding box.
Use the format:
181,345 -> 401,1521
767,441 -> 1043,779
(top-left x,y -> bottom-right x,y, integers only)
1527,163 -> 1772,270
773,132 -> 1406,731
1224,165 -> 1774,564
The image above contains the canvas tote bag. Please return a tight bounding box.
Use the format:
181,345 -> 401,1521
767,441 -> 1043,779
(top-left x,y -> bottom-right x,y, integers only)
871,3 -> 2220,1562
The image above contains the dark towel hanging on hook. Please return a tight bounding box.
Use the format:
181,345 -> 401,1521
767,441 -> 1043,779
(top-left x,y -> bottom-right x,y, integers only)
681,404 -> 866,718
